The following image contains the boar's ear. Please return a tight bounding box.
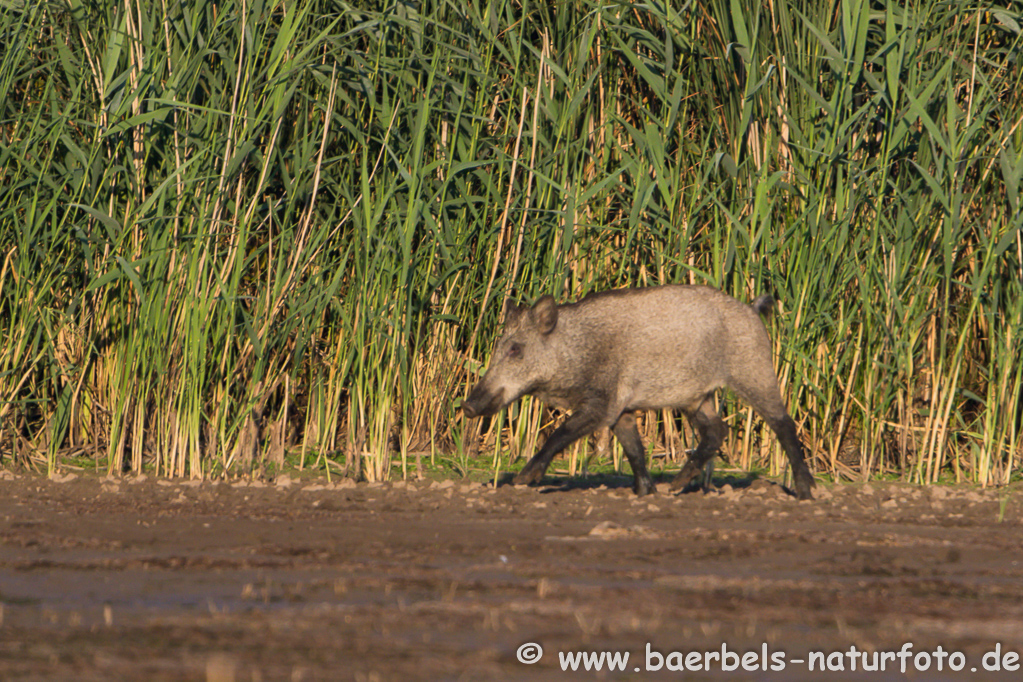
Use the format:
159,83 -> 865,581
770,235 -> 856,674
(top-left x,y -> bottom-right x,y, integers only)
530,295 -> 558,335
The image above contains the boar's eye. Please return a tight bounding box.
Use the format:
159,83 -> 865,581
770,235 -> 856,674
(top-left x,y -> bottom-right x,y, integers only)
508,342 -> 523,359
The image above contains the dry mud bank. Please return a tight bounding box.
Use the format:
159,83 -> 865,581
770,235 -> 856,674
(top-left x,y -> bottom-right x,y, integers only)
1,471 -> 1022,681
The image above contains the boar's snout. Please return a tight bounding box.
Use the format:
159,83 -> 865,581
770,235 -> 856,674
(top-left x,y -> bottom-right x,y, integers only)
462,382 -> 504,419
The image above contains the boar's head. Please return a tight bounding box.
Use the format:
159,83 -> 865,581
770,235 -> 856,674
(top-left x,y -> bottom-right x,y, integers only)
462,296 -> 558,418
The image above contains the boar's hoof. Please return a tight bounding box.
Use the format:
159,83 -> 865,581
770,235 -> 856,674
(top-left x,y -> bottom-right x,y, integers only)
794,472 -> 816,501
669,462 -> 703,492
668,476 -> 691,492
633,478 -> 657,497
512,465 -> 544,486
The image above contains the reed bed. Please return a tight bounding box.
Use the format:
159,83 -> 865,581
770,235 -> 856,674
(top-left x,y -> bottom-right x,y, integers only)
1,0 -> 1020,486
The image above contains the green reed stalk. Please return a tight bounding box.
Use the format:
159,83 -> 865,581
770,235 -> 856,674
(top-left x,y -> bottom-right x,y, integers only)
0,0 -> 1019,487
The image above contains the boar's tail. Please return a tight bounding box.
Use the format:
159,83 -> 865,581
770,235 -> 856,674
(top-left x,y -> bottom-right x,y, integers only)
752,294 -> 776,319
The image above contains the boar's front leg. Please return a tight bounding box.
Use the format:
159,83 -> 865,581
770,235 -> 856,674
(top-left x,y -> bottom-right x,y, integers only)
612,412 -> 657,496
513,407 -> 604,487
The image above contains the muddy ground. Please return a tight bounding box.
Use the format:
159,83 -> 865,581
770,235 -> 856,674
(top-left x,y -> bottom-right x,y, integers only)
1,468 -> 1022,681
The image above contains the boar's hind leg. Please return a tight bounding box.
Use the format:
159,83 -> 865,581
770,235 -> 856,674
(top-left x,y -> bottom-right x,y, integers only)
765,414 -> 815,501
670,398 -> 726,492
513,409 -> 603,487
612,412 -> 657,496
731,378 -> 816,501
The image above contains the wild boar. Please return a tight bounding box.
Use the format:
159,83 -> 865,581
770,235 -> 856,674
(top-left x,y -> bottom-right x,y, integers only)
461,285 -> 815,499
